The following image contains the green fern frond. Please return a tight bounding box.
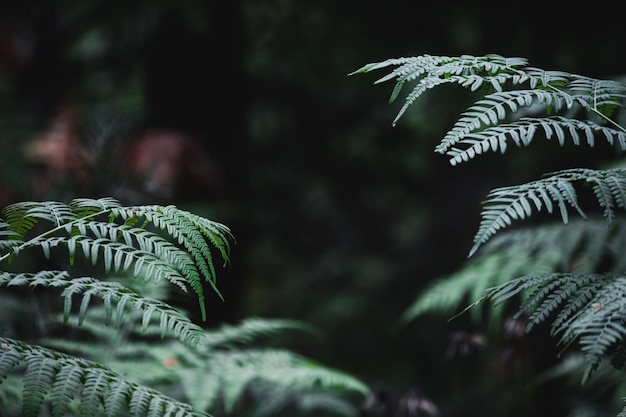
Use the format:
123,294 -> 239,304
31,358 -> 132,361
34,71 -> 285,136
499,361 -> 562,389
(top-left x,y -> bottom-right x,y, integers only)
483,273 -> 626,384
350,54 -> 530,125
353,54 -> 626,135
109,204 -> 234,314
444,116 -> 626,166
0,337 -> 208,417
0,271 -> 205,347
49,315 -> 369,415
470,168 -> 626,256
50,361 -> 83,417
403,218 -> 626,324
1,198 -> 234,320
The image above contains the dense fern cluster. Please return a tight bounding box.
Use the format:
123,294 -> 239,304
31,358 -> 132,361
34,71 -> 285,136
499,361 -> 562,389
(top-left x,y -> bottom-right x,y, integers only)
353,54 -> 626,414
0,198 -> 368,417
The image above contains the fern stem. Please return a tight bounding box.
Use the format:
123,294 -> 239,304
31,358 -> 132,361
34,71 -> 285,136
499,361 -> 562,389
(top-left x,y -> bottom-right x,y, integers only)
547,84 -> 626,134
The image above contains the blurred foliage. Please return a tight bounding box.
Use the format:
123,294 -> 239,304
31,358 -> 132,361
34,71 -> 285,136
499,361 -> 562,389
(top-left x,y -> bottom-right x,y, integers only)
1,1 -> 626,416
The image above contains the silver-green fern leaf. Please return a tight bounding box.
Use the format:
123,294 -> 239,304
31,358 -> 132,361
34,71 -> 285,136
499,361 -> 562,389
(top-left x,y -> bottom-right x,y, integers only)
351,53 -> 626,253
471,167 -> 626,256
401,217 -> 626,325
1,197 -> 233,320
0,337 -> 208,417
355,54 -> 626,399
1,197 -> 235,417
44,316 -> 370,416
482,273 -> 626,384
0,270 -> 206,347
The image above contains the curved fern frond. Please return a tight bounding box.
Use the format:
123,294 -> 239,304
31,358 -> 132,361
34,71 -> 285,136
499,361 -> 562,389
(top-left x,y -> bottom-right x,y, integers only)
0,337 -> 208,417
470,168 -> 626,256
200,349 -> 370,414
110,204 -> 234,314
352,54 -> 626,156
0,270 -> 205,347
350,54 -> 530,126
444,116 -> 626,166
1,198 -> 234,320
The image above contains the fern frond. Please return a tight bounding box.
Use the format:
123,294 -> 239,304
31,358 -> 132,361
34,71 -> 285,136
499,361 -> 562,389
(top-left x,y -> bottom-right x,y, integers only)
1,198 -> 234,321
50,362 -> 84,417
470,168 -> 626,256
436,90 -> 582,155
484,273 -> 626,384
350,54 -> 530,125
0,271 -> 205,347
0,337 -> 208,417
471,175 -> 583,256
55,316 -> 369,415
353,54 -> 626,156
2,201 -> 77,240
109,204 -> 234,319
404,218 -> 626,324
444,116 -> 626,166
201,349 -> 370,414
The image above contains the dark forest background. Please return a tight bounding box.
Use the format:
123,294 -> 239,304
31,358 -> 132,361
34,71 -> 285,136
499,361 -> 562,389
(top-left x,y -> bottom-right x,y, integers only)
1,2 -> 625,416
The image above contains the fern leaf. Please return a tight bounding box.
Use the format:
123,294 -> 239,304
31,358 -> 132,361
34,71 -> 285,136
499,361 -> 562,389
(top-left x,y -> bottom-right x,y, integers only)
437,90 -> 571,154
445,116 -> 626,166
70,197 -> 122,218
484,273 -> 626,384
109,204 -> 234,320
404,218 -> 626,324
353,54 -> 626,167
350,54 -> 529,126
0,337 -> 208,417
467,170 -> 621,256
0,271 -> 205,347
1,199 -> 234,320
0,343 -> 24,380
207,349 -> 369,414
2,202 -> 41,240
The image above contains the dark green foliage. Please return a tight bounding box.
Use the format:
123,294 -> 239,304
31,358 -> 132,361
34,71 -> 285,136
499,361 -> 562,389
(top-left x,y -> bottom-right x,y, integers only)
1,337 -> 205,417
354,53 -> 626,415
1,197 -> 368,416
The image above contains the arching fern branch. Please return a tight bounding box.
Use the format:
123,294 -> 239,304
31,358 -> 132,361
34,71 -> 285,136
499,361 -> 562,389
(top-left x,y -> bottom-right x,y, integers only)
0,337 -> 208,417
350,54 -> 626,154
0,197 -> 234,321
0,270 -> 205,347
351,54 -> 626,255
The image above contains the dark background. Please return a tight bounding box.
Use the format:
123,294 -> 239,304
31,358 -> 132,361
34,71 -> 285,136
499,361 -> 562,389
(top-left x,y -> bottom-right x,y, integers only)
1,2 -> 625,416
